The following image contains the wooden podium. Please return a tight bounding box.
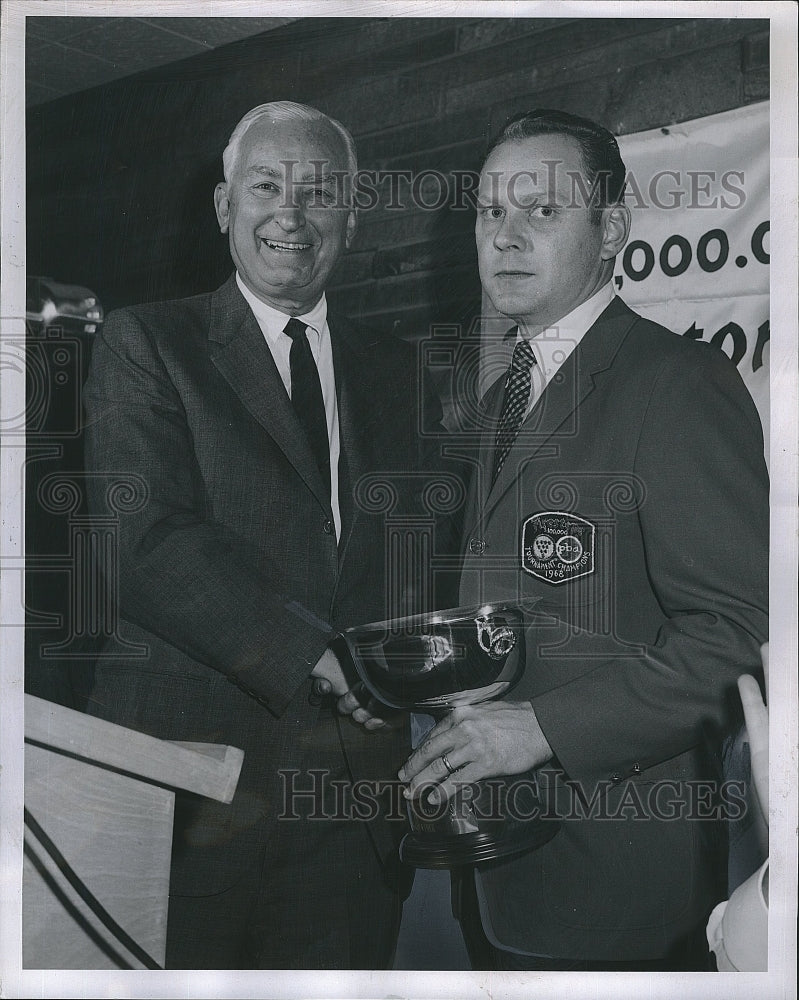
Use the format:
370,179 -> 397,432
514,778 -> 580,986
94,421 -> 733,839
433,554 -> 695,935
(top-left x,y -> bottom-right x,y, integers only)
23,694 -> 244,970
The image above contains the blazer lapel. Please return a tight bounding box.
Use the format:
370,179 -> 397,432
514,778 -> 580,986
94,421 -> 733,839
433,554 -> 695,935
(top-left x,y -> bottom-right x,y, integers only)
328,313 -> 370,562
457,367 -> 506,546
469,297 -> 638,530
208,275 -> 329,508
475,374 -> 505,511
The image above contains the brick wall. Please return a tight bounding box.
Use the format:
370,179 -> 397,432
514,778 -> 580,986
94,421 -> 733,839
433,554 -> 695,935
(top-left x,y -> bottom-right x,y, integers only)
26,15 -> 769,337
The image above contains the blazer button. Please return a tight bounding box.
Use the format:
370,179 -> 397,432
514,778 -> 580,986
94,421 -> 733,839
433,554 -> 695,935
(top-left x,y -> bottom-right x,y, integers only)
469,537 -> 486,555
611,772 -> 621,783
632,763 -> 641,774
323,518 -> 334,535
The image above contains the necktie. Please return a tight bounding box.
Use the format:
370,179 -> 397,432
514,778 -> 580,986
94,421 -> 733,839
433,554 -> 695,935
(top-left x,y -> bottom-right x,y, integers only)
491,337 -> 537,487
284,318 -> 330,497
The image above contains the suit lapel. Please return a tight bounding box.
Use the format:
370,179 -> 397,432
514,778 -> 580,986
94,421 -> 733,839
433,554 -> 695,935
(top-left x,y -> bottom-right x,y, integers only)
475,374 -> 505,511
468,297 -> 638,532
328,313 -> 371,563
208,275 -> 330,509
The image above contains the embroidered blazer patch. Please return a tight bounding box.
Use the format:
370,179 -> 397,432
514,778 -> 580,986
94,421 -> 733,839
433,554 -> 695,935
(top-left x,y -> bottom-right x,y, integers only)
521,511 -> 595,584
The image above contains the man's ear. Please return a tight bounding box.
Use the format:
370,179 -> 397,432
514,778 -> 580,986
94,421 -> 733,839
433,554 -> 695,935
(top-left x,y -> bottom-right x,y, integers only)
345,209 -> 357,250
600,203 -> 631,260
214,183 -> 230,234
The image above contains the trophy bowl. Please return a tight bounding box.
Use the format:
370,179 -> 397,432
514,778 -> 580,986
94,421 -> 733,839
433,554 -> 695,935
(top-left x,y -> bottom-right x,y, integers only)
338,603 -> 560,869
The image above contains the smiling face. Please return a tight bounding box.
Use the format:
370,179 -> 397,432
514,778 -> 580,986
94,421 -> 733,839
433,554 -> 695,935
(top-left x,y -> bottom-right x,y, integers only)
214,116 -> 356,314
476,133 -> 629,332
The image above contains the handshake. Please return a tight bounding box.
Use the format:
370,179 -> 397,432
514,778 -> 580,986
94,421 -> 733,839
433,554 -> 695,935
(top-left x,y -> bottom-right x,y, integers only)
307,604 -> 559,869
310,647 -> 389,731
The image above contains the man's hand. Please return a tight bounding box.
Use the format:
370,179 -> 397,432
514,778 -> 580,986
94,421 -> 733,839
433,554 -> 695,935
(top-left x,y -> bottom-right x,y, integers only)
737,641 -> 769,822
310,648 -> 386,730
397,700 -> 553,804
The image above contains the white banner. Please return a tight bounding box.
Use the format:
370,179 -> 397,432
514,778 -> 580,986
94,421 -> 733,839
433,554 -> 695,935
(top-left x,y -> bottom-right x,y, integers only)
616,102 -> 770,455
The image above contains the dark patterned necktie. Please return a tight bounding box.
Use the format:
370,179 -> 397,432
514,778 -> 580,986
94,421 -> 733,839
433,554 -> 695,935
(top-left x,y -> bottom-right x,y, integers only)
284,317 -> 330,497
491,337 -> 537,487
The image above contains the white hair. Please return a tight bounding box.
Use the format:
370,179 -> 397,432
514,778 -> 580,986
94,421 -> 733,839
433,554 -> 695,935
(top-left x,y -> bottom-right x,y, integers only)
221,101 -> 358,183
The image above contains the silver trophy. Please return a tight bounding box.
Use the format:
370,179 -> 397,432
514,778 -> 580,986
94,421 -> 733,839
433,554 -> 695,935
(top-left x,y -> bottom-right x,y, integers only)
338,603 -> 560,869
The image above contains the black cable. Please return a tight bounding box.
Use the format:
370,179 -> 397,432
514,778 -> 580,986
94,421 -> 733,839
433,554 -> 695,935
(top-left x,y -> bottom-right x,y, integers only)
23,836 -> 136,970
23,806 -> 163,970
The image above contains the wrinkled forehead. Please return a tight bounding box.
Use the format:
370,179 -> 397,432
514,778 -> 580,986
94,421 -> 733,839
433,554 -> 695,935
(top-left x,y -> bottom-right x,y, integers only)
237,117 -> 349,180
478,134 -> 588,202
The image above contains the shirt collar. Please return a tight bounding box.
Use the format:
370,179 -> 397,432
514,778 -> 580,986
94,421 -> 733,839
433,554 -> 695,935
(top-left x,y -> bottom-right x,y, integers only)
236,271 -> 328,344
506,281 -> 615,344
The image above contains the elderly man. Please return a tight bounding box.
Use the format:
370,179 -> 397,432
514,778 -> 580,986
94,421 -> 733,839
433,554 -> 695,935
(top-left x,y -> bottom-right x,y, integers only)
399,109 -> 769,971
83,101 -> 439,969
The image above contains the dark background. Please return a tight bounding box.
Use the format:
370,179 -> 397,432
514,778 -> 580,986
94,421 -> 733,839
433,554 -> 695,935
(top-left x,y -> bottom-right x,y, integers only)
27,15 -> 768,338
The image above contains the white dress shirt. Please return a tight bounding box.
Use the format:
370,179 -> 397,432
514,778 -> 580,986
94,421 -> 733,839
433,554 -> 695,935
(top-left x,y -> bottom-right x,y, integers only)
515,281 -> 616,418
236,273 -> 342,540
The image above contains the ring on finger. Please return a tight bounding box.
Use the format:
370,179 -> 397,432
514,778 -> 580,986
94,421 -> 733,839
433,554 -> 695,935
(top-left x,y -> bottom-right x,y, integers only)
441,753 -> 457,775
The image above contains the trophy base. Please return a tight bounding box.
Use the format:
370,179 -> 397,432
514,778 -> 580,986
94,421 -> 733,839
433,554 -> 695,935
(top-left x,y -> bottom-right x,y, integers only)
399,818 -> 559,870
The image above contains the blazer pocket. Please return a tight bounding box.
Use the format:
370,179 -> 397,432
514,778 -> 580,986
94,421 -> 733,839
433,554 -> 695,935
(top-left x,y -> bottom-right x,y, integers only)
539,778 -> 698,931
88,663 -> 214,741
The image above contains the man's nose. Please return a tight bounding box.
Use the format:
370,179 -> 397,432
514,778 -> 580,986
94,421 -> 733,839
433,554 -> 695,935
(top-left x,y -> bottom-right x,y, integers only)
274,203 -> 304,231
493,214 -> 526,251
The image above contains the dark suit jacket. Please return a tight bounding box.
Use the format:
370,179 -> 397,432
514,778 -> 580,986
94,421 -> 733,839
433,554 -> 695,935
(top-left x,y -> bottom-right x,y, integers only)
458,296 -> 768,960
82,274 -> 442,960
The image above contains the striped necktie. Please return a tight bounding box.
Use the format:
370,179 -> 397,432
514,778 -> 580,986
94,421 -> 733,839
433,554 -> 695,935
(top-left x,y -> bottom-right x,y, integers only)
491,337 -> 537,487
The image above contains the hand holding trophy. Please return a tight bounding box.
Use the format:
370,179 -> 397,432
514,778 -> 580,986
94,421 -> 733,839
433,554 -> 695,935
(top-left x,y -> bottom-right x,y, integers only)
339,603 -> 560,869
